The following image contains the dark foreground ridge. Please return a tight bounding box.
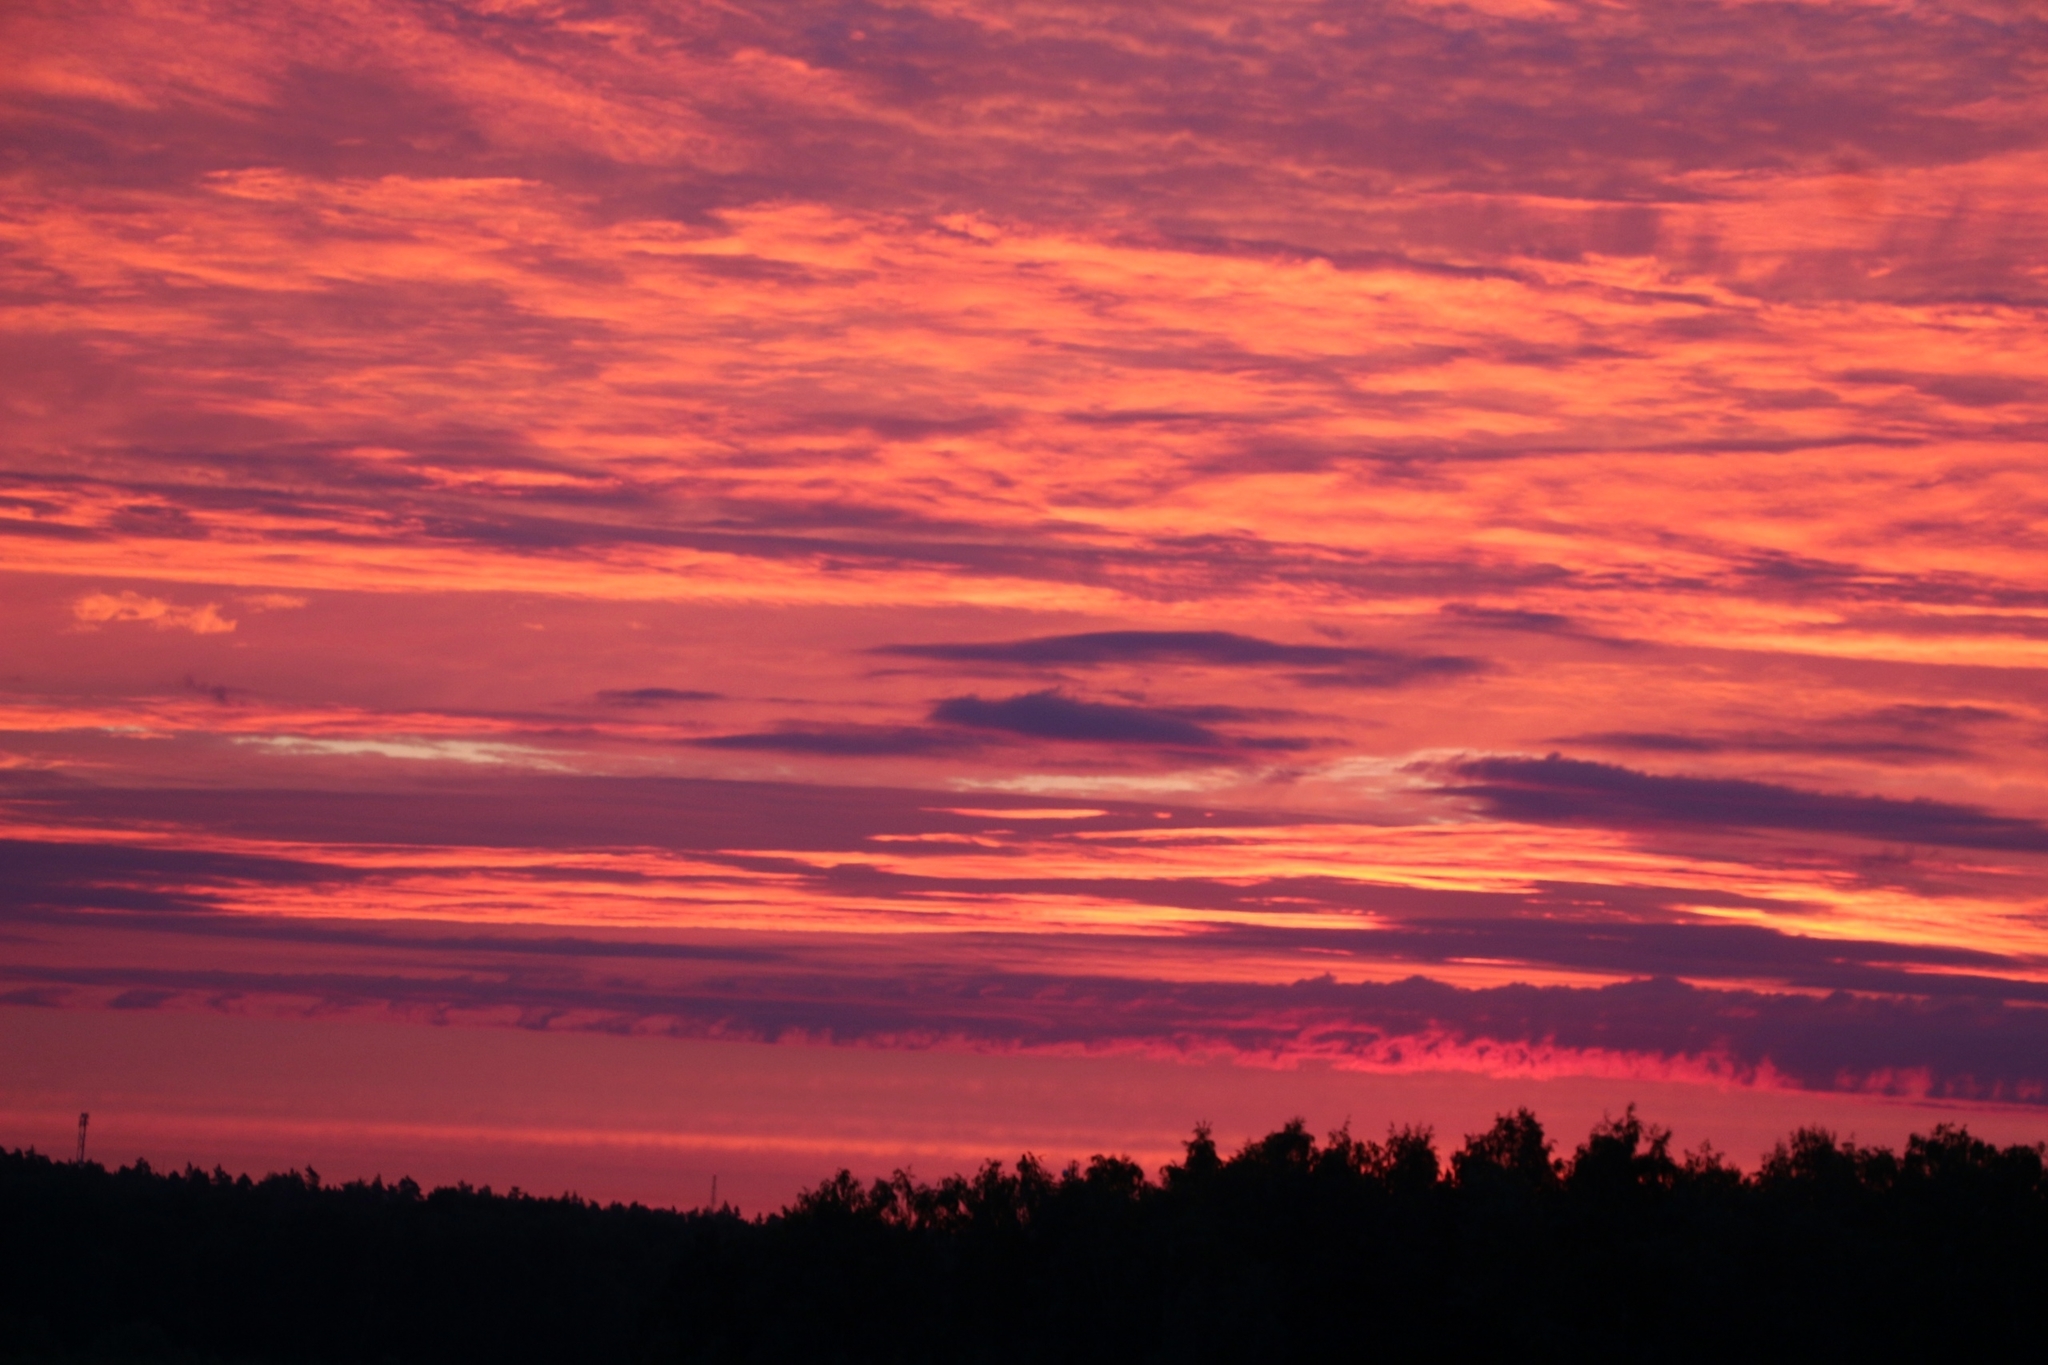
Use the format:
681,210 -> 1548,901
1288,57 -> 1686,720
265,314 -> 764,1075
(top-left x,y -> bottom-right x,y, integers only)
5,1108 -> 2045,1362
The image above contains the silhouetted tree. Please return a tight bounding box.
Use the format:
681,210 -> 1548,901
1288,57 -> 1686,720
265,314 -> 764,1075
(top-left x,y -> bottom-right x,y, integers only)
1567,1103 -> 1677,1197
1452,1107 -> 1558,1190
5,1108 -> 2044,1363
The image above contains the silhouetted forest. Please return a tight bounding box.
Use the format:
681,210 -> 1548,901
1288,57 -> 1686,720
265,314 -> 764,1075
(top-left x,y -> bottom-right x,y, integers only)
5,1108 -> 2044,1362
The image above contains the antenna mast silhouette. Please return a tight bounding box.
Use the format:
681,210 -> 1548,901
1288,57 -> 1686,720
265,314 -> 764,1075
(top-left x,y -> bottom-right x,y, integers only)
75,1112 -> 89,1165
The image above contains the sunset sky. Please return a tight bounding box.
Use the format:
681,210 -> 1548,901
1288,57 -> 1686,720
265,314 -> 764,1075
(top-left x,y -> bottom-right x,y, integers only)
5,0 -> 2047,1208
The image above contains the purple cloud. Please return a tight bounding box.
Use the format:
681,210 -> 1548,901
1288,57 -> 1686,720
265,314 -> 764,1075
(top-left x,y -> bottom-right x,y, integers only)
879,630 -> 1481,687
11,956 -> 2047,1106
930,690 -> 1235,748
691,726 -> 978,757
1442,755 -> 2048,853
595,688 -> 723,706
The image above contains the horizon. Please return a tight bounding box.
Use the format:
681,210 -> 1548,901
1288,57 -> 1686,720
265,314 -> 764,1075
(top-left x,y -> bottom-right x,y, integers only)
19,1089 -> 2046,1219
5,0 -> 2046,1212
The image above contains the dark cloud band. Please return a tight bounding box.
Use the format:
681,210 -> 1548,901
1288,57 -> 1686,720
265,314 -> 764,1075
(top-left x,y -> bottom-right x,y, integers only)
1444,754 -> 2048,853
880,631 -> 1482,687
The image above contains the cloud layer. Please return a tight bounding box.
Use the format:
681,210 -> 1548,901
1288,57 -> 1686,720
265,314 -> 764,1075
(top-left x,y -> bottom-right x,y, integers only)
3,0 -> 2046,1141
6,766 -> 2047,1103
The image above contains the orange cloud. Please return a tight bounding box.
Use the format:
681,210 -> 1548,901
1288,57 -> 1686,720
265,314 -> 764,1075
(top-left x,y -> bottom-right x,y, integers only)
72,590 -> 236,634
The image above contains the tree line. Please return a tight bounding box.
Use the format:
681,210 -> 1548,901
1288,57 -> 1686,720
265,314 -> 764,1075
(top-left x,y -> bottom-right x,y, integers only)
3,1107 -> 2043,1361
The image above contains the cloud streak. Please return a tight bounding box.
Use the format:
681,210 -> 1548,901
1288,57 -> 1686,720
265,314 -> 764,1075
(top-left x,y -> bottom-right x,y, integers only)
931,691 -> 1239,749
692,726 -> 978,757
881,631 -> 1482,688
1443,755 -> 2048,854
596,688 -> 723,707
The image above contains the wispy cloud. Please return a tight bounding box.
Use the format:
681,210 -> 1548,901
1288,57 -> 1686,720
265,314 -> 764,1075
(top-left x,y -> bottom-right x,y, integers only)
231,737 -> 568,768
73,591 -> 235,635
691,726 -> 975,757
596,688 -> 723,707
882,631 -> 1483,688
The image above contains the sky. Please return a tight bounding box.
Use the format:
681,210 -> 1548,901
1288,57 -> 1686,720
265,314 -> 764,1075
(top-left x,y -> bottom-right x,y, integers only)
4,0 -> 2047,1208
